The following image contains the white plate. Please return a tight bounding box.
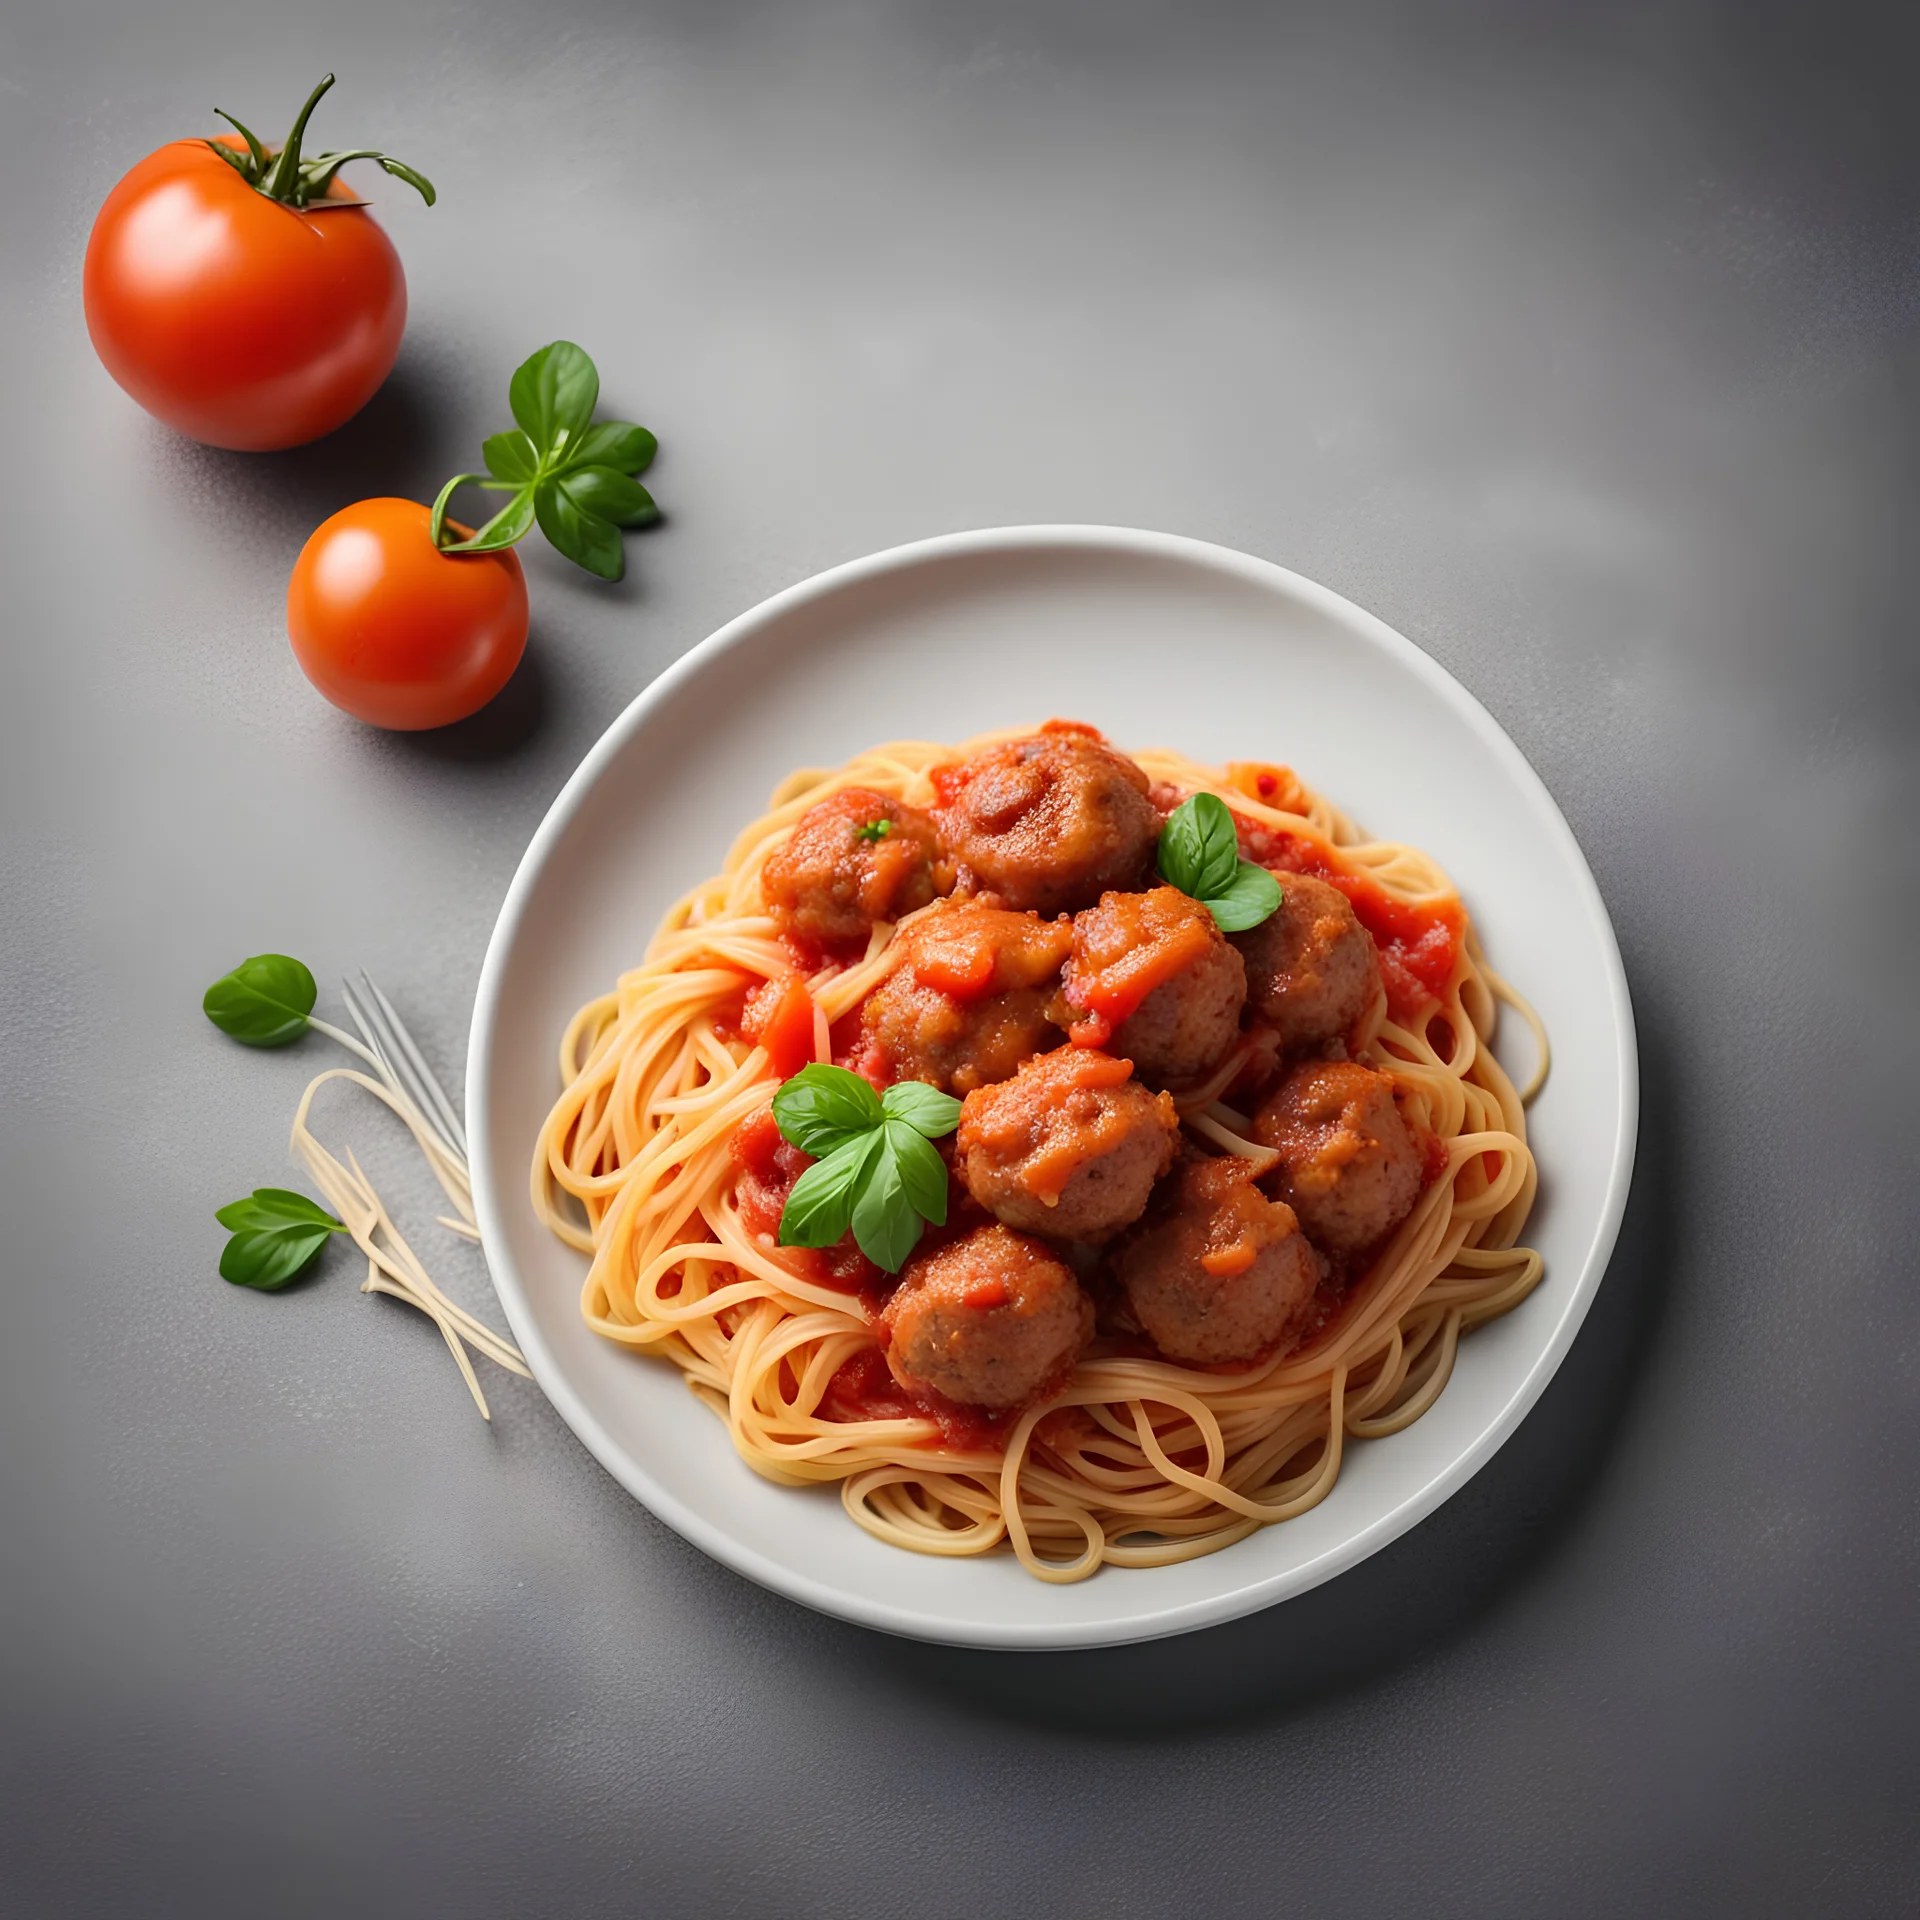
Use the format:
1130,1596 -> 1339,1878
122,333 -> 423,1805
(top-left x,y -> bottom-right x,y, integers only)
468,527 -> 1637,1650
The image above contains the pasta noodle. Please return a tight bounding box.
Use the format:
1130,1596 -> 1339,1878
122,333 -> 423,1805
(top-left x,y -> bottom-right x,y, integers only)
531,732 -> 1543,1582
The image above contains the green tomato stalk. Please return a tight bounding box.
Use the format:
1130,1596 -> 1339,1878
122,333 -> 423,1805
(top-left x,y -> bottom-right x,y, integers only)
204,73 -> 436,210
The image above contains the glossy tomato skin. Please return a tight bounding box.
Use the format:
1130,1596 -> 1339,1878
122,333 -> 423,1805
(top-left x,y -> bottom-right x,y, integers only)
288,499 -> 529,730
84,137 -> 405,451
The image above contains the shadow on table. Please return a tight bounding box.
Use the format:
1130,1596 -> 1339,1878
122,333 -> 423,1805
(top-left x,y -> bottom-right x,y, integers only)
384,640 -> 554,764
158,355 -> 455,538
856,985 -> 1676,1739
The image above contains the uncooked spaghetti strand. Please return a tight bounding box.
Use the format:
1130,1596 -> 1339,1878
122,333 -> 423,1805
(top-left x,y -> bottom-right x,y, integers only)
289,1072 -> 528,1421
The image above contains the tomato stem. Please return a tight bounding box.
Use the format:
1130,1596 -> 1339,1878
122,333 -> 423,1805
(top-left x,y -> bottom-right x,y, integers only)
430,474 -> 523,555
258,74 -> 336,202
212,108 -> 270,173
200,75 -> 436,211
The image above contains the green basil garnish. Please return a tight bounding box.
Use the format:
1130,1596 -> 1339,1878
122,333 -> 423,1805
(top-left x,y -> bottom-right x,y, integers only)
883,1121 -> 950,1226
1156,792 -> 1283,933
770,1064 -> 961,1273
772,1062 -> 885,1156
1204,860 -> 1286,933
1159,792 -> 1241,900
430,341 -> 660,582
877,1079 -> 963,1138
779,1131 -> 883,1250
849,1131 -> 918,1276
215,1187 -> 348,1290
202,954 -> 317,1047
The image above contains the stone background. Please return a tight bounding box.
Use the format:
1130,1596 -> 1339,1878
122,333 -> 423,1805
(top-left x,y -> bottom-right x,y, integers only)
4,3 -> 1915,1912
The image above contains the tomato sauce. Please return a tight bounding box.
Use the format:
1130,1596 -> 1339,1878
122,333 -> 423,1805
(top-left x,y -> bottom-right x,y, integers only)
1223,761 -> 1310,815
1060,891 -> 1216,1045
1237,820 -> 1463,1024
820,1343 -> 1047,1454
729,1109 -> 886,1299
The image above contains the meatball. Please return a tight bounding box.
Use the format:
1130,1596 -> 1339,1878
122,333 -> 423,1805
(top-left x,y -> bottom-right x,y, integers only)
957,1046 -> 1179,1243
1117,1154 -> 1322,1365
938,729 -> 1160,915
860,904 -> 1073,1094
1232,871 -> 1379,1051
1253,1059 -> 1425,1255
881,1225 -> 1093,1410
761,787 -> 950,954
1061,886 -> 1247,1081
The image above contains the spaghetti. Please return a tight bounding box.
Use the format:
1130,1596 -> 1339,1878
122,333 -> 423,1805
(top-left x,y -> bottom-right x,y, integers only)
531,731 -> 1543,1582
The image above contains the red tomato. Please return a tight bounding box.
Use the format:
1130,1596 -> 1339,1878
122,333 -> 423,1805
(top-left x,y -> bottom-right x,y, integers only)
287,499 -> 528,731
84,135 -> 406,450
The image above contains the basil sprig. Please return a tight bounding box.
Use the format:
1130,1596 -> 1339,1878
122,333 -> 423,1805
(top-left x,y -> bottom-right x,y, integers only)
430,342 -> 659,581
203,954 -> 317,1047
1156,792 -> 1284,932
771,1064 -> 962,1275
216,1188 -> 347,1290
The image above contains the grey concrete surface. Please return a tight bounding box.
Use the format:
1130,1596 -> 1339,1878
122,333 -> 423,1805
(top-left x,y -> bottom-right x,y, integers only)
4,2 -> 1917,1913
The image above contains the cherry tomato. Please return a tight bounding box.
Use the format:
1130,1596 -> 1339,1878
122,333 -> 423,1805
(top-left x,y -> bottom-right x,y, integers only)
287,499 -> 529,730
83,78 -> 430,450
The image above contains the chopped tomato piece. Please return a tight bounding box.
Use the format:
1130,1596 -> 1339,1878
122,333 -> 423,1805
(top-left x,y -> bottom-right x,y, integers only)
909,924 -> 999,999
743,973 -> 817,1080
1201,1242 -> 1258,1278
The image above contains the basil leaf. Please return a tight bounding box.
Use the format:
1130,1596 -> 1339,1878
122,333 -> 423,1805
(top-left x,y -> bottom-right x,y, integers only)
1206,862 -> 1284,933
772,1063 -> 883,1155
534,478 -> 624,581
220,1226 -> 336,1290
569,421 -> 657,476
482,429 -> 540,483
772,1078 -> 951,1271
215,1188 -> 346,1291
850,1135 -> 925,1274
509,341 -> 599,456
778,1132 -> 879,1250
879,1080 -> 962,1139
885,1120 -> 949,1226
203,954 -> 317,1048
559,466 -> 660,529
1157,792 -> 1242,901
215,1187 -> 345,1234
430,345 -> 658,579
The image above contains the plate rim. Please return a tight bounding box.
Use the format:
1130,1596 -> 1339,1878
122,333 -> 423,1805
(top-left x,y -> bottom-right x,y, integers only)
467,523 -> 1639,1650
